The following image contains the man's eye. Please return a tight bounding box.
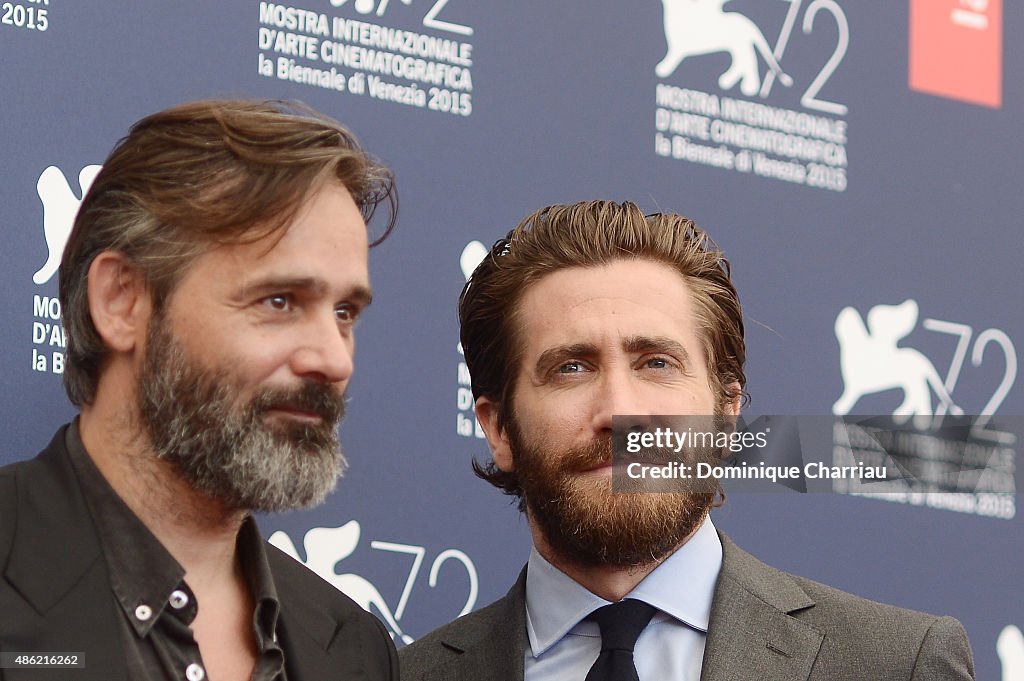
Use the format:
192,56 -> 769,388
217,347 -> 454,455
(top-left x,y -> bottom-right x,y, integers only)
645,357 -> 669,369
335,305 -> 359,324
557,361 -> 585,374
263,294 -> 292,311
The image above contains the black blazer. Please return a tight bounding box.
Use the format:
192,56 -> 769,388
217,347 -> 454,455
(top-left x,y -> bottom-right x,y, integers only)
0,425 -> 398,681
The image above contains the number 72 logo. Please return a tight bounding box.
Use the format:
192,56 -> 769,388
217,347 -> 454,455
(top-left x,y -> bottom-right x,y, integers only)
329,0 -> 473,36
270,521 -> 479,644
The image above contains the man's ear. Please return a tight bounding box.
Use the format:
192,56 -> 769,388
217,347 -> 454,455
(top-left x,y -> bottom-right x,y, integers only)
86,251 -> 152,354
723,382 -> 742,417
475,395 -> 514,472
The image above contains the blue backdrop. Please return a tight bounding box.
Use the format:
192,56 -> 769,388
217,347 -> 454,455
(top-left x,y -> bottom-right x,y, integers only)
2,1 -> 1020,678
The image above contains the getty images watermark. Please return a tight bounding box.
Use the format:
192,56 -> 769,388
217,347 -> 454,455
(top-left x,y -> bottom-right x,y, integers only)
611,414 -> 1019,497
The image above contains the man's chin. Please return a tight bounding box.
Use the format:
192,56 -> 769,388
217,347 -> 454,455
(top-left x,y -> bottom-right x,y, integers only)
258,416 -> 339,449
527,483 -> 713,569
244,476 -> 341,514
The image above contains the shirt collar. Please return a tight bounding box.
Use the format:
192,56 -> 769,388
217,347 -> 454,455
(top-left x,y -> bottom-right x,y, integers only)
65,420 -> 282,644
524,516 -> 722,658
66,420 -> 185,636
238,515 -> 282,645
627,516 -> 722,633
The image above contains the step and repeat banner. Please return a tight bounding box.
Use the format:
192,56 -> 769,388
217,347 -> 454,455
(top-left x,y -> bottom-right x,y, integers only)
2,1 -> 1020,678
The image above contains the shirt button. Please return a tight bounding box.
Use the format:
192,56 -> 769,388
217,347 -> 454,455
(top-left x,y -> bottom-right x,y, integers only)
134,604 -> 152,621
169,590 -> 190,609
185,663 -> 205,681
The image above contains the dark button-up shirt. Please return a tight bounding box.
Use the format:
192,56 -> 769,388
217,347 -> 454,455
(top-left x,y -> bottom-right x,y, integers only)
65,422 -> 286,681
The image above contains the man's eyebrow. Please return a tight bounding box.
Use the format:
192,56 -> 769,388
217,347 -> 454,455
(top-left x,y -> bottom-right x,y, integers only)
240,277 -> 373,306
622,335 -> 691,362
533,343 -> 599,376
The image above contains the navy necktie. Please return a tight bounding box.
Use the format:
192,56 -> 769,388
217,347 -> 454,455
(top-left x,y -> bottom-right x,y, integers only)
585,599 -> 657,681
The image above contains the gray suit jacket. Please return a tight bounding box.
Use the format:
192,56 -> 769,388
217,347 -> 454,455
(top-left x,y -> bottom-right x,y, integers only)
0,425 -> 398,681
399,534 -> 974,680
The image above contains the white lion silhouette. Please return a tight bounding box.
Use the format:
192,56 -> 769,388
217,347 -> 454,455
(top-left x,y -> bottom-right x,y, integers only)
460,240 -> 487,281
833,300 -> 962,428
999,625 -> 1024,681
34,165 -> 102,285
269,521 -> 414,644
655,0 -> 792,96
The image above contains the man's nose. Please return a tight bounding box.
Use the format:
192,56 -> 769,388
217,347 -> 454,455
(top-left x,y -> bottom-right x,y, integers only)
591,369 -> 654,435
289,313 -> 355,384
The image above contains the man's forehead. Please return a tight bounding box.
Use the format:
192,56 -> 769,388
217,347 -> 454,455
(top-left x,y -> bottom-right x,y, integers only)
172,185 -> 370,300
514,262 -> 701,345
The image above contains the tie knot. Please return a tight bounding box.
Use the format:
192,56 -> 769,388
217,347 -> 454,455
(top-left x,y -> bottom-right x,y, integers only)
588,599 -> 657,653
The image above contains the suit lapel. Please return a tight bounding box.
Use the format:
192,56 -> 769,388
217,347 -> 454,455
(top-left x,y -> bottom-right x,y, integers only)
700,534 -> 823,681
428,569 -> 528,681
270,552 -> 350,680
3,427 -> 127,681
277,600 -> 343,680
6,428 -> 102,612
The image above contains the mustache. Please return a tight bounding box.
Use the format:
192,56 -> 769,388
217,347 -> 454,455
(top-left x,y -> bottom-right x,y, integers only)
552,435 -> 709,474
551,438 -> 612,474
530,437 -> 693,474
250,381 -> 346,424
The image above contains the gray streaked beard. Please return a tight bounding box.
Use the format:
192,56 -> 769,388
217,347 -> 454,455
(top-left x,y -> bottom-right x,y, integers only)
137,317 -> 347,513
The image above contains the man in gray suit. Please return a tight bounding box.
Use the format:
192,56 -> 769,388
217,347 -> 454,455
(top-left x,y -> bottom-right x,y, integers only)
399,200 -> 975,680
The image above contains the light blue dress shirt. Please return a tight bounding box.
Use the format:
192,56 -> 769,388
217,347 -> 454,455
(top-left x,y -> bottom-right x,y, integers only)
523,517 -> 723,681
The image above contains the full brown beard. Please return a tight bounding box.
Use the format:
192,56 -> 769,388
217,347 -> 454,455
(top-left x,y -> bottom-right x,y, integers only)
507,417 -> 714,570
